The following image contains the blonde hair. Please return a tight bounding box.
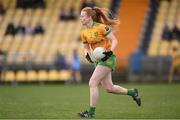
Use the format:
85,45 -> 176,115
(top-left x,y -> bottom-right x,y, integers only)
82,7 -> 120,30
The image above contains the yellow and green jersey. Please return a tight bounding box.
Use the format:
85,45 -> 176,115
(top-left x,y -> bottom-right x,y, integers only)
80,22 -> 112,51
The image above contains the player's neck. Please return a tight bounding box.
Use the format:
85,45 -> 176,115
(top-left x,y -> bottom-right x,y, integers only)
86,20 -> 94,28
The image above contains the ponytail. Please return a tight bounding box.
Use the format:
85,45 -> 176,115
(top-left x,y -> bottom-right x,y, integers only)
82,7 -> 120,30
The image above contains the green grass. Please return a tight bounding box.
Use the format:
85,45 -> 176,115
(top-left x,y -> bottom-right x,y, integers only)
0,83 -> 180,119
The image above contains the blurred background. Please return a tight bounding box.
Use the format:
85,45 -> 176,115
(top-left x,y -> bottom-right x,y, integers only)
0,0 -> 180,84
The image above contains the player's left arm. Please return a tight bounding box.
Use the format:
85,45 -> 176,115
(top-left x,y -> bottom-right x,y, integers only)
106,32 -> 118,52
100,25 -> 118,52
101,32 -> 118,61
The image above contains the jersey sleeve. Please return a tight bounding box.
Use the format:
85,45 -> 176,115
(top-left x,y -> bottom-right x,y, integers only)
100,24 -> 112,36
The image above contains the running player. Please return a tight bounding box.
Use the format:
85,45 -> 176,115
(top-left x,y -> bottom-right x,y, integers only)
78,7 -> 141,118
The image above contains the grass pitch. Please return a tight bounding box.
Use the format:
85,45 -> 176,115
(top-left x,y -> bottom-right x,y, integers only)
0,83 -> 180,119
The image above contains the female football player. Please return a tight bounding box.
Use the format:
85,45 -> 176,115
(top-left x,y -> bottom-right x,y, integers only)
78,7 -> 141,118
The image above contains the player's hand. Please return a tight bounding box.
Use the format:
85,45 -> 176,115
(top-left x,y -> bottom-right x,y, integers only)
101,51 -> 113,61
85,52 -> 94,63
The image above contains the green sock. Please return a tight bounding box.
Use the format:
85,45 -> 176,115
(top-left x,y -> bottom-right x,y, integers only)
88,107 -> 95,115
127,89 -> 135,96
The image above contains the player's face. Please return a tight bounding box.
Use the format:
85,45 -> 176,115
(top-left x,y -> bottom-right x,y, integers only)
80,11 -> 91,25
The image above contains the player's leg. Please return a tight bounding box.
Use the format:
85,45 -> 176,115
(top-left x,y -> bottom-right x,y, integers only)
101,72 -> 128,95
89,65 -> 112,107
101,72 -> 141,106
78,65 -> 110,117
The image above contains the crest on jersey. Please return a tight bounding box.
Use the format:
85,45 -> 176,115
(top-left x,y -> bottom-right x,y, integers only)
94,32 -> 99,37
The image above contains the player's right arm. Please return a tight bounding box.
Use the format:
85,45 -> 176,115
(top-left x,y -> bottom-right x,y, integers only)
84,44 -> 94,63
81,32 -> 93,63
81,31 -> 90,54
83,44 -> 91,54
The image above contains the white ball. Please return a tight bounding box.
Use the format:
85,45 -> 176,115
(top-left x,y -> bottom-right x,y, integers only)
93,47 -> 106,60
